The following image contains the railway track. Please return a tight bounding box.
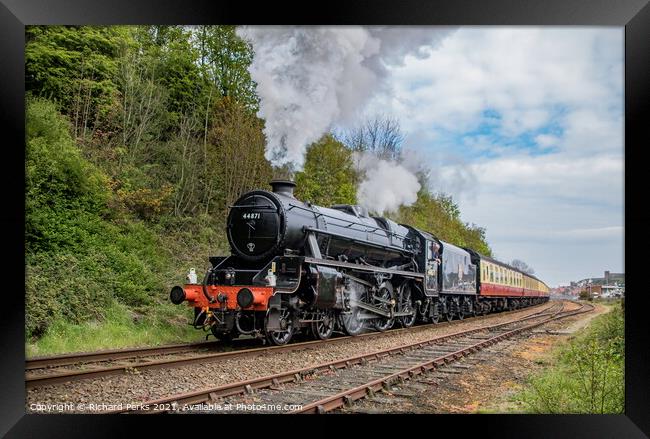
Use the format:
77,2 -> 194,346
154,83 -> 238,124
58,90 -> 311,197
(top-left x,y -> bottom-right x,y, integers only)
26,339 -> 226,370
110,301 -> 589,414
26,301 -> 555,388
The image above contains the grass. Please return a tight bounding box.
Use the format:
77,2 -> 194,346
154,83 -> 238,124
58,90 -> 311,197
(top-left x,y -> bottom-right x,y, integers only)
482,301 -> 625,414
26,300 -> 204,357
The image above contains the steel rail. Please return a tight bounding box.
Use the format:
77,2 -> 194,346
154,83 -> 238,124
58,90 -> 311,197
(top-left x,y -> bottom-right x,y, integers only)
26,302 -> 555,388
295,303 -> 592,413
26,339 -> 225,370
109,301 -> 571,414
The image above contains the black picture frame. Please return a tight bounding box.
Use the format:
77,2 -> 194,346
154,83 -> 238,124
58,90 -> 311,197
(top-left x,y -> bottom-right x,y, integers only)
1,0 -> 647,436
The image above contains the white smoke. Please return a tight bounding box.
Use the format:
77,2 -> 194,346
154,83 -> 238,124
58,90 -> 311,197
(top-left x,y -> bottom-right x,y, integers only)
236,26 -> 453,167
354,150 -> 422,215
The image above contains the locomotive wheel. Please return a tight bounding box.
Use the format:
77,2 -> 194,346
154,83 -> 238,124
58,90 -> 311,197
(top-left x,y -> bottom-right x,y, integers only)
341,307 -> 364,336
431,308 -> 440,324
373,317 -> 394,332
397,284 -> 416,328
266,327 -> 294,345
311,310 -> 335,340
265,309 -> 294,346
266,328 -> 293,346
372,284 -> 395,332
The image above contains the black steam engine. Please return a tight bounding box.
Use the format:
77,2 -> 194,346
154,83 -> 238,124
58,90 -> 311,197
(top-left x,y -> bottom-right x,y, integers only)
171,180 -> 548,345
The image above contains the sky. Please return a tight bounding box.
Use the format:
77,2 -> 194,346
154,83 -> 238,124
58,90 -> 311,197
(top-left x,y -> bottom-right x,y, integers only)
362,27 -> 624,287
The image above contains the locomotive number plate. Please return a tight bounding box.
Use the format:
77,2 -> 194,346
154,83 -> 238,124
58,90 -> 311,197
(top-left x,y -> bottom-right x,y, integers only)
242,212 -> 261,219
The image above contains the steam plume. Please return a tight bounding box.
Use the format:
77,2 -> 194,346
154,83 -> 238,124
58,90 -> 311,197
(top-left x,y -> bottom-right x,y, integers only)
236,26 -> 452,167
354,150 -> 423,215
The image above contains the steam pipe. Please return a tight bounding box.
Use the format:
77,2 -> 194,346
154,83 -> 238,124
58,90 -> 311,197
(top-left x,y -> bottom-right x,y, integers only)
202,268 -> 216,303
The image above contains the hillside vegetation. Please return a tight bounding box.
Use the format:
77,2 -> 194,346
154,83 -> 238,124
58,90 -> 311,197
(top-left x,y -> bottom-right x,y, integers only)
25,25 -> 492,354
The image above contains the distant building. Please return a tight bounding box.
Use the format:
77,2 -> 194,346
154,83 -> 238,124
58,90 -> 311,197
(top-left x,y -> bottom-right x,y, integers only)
588,285 -> 602,297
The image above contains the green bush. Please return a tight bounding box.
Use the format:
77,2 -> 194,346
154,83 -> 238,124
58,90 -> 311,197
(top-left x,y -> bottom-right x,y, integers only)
515,304 -> 624,413
25,99 -> 171,338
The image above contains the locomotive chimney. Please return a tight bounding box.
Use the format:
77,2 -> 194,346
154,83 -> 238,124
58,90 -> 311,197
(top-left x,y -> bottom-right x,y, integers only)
270,179 -> 296,198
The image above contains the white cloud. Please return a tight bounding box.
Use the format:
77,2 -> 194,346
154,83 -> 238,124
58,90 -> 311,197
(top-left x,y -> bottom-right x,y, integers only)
376,27 -> 622,151
535,134 -> 560,148
449,152 -> 624,286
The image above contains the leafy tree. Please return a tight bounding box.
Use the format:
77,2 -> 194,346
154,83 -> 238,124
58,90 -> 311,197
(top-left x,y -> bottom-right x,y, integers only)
437,193 -> 461,220
114,41 -> 167,163
393,188 -> 492,257
461,223 -> 492,256
130,26 -> 207,133
208,97 -> 272,217
294,135 -> 358,207
26,26 -> 128,138
26,98 -> 109,253
192,25 -> 260,113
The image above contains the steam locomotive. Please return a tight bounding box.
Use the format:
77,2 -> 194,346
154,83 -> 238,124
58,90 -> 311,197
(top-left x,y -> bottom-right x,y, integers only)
170,180 -> 550,345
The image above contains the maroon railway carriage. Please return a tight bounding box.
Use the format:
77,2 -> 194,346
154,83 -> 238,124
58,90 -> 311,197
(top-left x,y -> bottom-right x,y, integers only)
465,249 -> 550,312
